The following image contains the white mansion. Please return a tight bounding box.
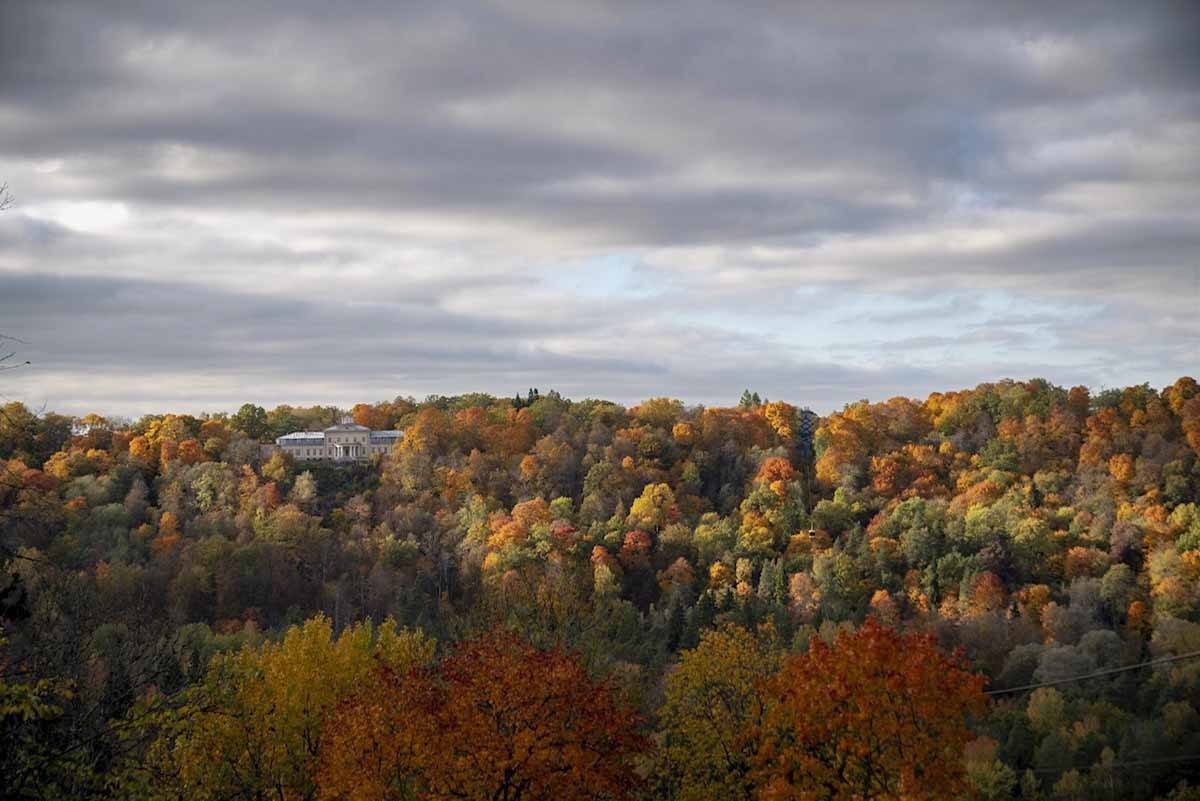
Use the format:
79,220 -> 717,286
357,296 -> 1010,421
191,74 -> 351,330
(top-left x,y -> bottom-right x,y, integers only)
273,419 -> 403,461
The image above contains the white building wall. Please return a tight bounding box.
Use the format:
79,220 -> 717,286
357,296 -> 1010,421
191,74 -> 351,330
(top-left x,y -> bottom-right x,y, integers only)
273,425 -> 402,462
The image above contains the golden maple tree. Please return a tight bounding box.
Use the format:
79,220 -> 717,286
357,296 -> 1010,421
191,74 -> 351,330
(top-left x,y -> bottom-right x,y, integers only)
658,624 -> 781,801
137,617 -> 434,801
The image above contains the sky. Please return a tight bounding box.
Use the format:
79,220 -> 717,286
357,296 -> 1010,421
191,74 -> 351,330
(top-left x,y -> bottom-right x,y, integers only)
0,0 -> 1197,417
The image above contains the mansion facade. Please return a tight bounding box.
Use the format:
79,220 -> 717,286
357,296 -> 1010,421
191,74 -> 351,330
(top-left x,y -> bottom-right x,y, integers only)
272,419 -> 403,461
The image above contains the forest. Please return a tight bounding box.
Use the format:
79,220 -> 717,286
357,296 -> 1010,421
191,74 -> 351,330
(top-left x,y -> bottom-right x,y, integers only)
3,378 -> 1200,800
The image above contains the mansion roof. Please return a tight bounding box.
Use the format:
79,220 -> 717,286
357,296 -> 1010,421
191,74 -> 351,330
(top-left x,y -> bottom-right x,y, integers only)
325,422 -> 370,432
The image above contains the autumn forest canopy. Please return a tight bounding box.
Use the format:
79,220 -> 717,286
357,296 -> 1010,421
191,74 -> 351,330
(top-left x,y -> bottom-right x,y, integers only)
3,377 -> 1200,800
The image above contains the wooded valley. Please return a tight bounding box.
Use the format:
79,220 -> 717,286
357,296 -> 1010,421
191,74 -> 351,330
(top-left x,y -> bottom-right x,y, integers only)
3,378 -> 1200,800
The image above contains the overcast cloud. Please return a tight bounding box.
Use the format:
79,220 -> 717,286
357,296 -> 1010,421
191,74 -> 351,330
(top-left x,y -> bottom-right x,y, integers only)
1,0 -> 1197,416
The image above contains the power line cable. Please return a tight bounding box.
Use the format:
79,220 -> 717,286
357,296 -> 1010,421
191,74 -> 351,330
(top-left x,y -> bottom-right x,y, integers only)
986,649 -> 1200,696
1032,753 -> 1200,775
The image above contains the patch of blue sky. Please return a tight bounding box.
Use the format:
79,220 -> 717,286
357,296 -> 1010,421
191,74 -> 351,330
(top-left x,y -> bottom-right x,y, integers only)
539,252 -> 658,299
672,286 -> 1104,372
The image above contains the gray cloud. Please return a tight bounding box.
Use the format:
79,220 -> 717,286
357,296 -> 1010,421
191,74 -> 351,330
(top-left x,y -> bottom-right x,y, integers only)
0,0 -> 1196,415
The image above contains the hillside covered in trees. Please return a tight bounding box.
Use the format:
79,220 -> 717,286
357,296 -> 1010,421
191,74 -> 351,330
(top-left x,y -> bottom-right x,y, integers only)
3,378 -> 1200,800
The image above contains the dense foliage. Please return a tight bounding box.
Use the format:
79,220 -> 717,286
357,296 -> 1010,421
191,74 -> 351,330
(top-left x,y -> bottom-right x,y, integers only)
2,378 -> 1200,799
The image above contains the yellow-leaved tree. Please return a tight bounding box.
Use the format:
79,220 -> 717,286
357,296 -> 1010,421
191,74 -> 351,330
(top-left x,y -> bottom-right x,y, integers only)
129,616 -> 434,801
657,624 -> 781,801
628,482 -> 676,533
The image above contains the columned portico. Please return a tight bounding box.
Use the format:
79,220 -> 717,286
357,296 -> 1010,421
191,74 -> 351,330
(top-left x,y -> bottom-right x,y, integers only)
332,442 -> 366,461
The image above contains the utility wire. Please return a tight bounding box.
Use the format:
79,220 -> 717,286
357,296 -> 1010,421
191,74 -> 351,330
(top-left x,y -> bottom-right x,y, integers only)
1032,753 -> 1200,775
986,649 -> 1200,696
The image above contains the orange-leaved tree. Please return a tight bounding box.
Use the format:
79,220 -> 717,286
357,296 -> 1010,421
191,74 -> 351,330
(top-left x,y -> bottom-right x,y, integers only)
316,666 -> 440,801
754,618 -> 986,801
317,631 -> 648,801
